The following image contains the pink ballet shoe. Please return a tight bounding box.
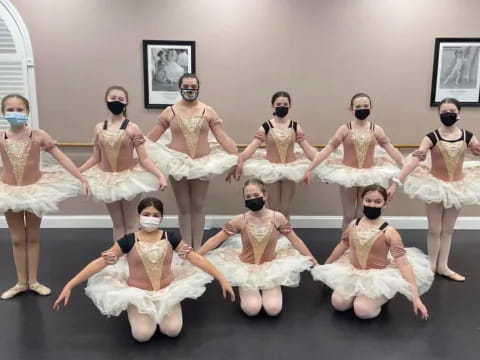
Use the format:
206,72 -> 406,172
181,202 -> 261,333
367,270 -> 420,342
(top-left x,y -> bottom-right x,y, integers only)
437,271 -> 465,282
1,284 -> 28,300
28,282 -> 52,296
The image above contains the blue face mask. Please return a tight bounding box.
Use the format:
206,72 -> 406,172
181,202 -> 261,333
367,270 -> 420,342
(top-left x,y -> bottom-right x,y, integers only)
4,112 -> 28,127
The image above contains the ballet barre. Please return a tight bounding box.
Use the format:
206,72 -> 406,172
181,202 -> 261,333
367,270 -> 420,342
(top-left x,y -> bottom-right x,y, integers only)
57,143 -> 420,149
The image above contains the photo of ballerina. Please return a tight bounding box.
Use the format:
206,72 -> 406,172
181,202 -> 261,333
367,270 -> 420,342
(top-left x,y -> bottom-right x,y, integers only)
143,40 -> 196,108
431,38 -> 480,106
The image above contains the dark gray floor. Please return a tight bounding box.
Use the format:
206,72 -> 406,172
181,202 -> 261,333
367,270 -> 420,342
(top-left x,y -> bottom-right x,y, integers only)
0,228 -> 479,360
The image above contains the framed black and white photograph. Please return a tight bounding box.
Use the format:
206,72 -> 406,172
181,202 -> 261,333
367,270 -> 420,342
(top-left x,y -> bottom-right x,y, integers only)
143,40 -> 196,108
431,38 -> 480,106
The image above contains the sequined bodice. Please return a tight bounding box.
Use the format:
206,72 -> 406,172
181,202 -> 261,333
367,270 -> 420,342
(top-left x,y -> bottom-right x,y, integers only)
352,226 -> 383,269
246,221 -> 274,264
99,129 -> 126,171
2,138 -> 32,185
350,128 -> 374,168
135,239 -> 169,291
437,140 -> 466,181
269,127 -> 295,163
178,114 -> 204,158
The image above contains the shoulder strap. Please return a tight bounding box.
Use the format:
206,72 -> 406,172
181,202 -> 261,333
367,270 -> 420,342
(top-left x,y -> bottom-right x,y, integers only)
103,120 -> 108,130
370,123 -> 375,130
201,107 -> 206,116
379,222 -> 389,231
262,121 -> 270,135
355,217 -> 361,225
120,119 -> 129,130
347,122 -> 352,130
291,121 -> 298,133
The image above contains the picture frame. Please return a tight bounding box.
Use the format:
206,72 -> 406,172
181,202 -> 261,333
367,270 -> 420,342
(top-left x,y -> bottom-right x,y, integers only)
143,40 -> 196,108
430,37 -> 480,106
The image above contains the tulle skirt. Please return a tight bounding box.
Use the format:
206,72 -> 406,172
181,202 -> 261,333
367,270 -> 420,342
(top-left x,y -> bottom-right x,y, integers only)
403,152 -> 480,209
85,256 -> 213,323
84,164 -> 159,203
145,129 -> 237,181
311,248 -> 434,301
314,146 -> 400,188
242,145 -> 312,183
0,153 -> 81,216
205,235 -> 313,290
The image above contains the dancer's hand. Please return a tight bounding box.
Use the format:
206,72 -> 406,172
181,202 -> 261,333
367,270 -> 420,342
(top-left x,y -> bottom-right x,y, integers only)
387,183 -> 397,202
309,256 -> 319,266
81,176 -> 90,197
101,250 -> 119,265
225,166 -> 237,182
53,286 -> 72,310
303,170 -> 312,185
177,244 -> 193,259
413,297 -> 428,320
236,160 -> 244,180
220,279 -> 235,302
158,174 -> 168,191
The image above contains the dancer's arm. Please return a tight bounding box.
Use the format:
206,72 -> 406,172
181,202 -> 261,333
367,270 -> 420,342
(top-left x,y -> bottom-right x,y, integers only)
79,125 -> 102,172
275,212 -> 318,265
296,124 -> 318,161
147,108 -> 170,142
197,215 -> 242,255
374,125 -> 404,166
184,248 -> 235,301
53,243 -> 124,309
324,222 -> 353,264
39,130 -> 89,195
387,228 -> 429,320
468,134 -> 480,156
129,123 -> 167,190
303,125 -> 346,184
387,136 -> 431,199
207,106 -> 238,155
230,127 -> 264,181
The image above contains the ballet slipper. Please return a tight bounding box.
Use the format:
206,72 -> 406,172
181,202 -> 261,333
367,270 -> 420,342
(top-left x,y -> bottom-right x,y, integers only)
28,282 -> 52,296
1,284 -> 28,300
437,271 -> 465,282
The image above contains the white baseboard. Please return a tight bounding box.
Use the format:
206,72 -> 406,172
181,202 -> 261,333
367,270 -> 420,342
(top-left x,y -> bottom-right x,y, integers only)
1,215 -> 479,229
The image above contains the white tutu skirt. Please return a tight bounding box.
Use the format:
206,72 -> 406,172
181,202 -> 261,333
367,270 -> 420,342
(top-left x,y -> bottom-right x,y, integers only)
311,248 -> 434,301
205,235 -> 313,290
0,153 -> 81,216
84,164 -> 159,203
85,256 -> 213,324
403,152 -> 480,209
314,146 -> 400,188
242,144 -> 312,183
145,129 -> 237,181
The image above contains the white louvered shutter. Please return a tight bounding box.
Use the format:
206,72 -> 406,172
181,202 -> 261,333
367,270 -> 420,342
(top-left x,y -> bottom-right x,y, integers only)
0,1 -> 37,129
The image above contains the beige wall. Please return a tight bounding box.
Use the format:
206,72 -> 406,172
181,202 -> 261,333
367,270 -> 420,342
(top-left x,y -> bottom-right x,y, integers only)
10,0 -> 480,216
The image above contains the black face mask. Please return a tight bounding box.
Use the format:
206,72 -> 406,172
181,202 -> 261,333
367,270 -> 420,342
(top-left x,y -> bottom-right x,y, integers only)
245,197 -> 265,211
273,106 -> 289,118
354,108 -> 370,120
440,112 -> 458,127
107,101 -> 126,115
363,206 -> 382,220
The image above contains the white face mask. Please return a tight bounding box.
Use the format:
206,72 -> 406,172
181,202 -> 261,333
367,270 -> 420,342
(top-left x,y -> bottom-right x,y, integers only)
139,216 -> 161,232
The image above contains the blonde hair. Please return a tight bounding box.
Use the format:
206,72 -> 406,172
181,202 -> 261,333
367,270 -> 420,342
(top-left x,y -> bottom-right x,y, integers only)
1,94 -> 30,114
242,178 -> 267,195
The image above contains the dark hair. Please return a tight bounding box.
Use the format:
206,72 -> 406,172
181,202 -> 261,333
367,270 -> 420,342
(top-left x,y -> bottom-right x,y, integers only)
350,93 -> 372,109
137,197 -> 164,215
271,91 -> 291,106
438,97 -> 461,112
242,178 -> 267,195
361,185 -> 388,202
178,73 -> 200,88
1,94 -> 30,114
104,85 -> 128,116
